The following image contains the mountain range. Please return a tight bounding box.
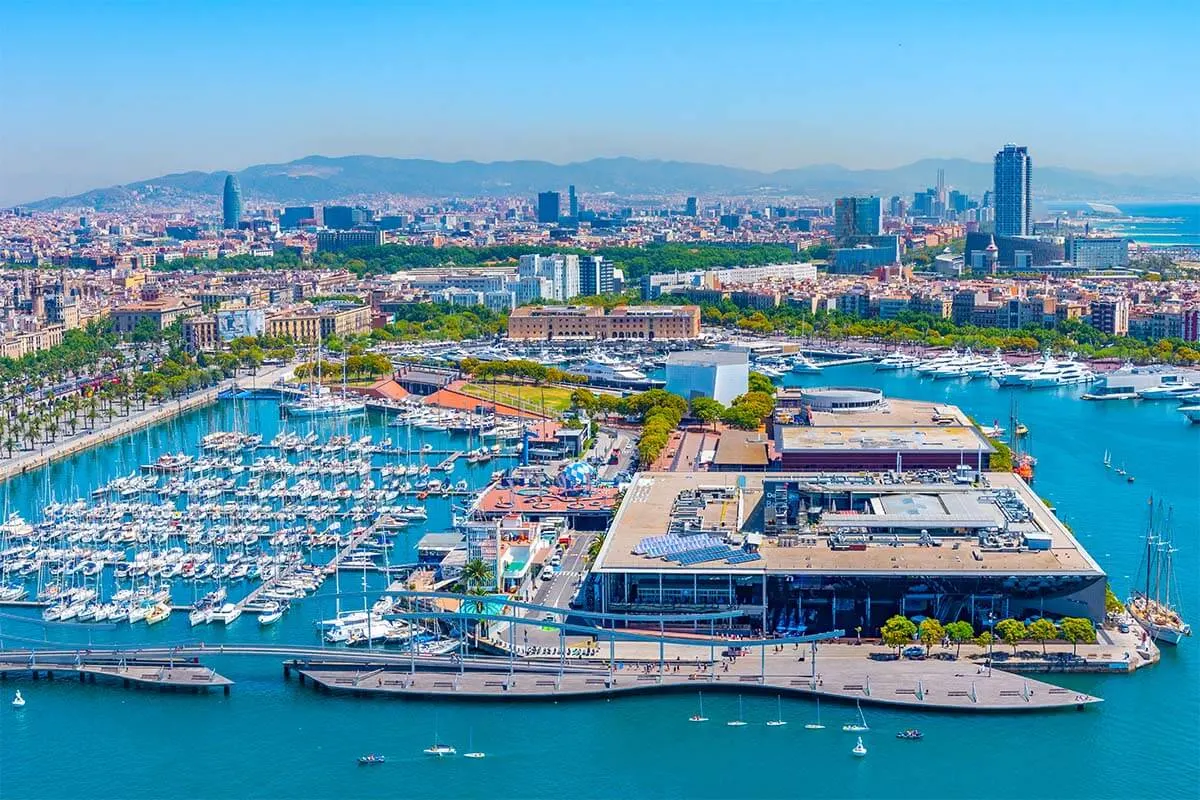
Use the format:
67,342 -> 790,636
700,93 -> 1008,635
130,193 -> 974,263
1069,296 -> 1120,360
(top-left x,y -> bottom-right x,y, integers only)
24,155 -> 1200,211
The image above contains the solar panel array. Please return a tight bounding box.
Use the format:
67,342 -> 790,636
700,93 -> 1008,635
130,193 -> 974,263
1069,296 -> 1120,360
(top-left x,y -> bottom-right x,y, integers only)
634,533 -> 762,565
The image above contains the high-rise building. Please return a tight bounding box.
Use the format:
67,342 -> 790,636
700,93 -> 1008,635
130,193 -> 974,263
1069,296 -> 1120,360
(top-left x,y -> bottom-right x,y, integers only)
222,175 -> 242,230
281,206 -> 316,229
568,185 -> 578,219
685,196 -> 698,217
323,205 -> 367,230
994,144 -> 1032,236
833,196 -> 882,240
537,191 -> 561,224
579,256 -> 613,297
518,253 -> 579,301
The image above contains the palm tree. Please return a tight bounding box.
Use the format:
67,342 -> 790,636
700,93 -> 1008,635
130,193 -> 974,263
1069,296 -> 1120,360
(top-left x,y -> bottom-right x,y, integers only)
462,558 -> 495,594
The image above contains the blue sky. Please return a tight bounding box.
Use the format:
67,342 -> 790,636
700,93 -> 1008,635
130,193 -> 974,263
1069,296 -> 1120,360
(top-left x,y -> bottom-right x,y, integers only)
2,0 -> 1197,204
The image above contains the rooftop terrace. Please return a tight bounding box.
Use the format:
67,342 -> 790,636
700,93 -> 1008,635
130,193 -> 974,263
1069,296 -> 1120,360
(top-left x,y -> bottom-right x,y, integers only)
594,471 -> 1103,577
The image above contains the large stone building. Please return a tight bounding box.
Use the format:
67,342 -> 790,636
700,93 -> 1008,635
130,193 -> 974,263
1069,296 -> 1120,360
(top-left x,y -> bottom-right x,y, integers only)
266,303 -> 371,342
507,305 -> 701,341
110,296 -> 201,333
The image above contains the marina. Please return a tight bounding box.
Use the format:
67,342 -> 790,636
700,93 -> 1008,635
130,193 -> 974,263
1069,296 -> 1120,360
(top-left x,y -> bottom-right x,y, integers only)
1,362 -> 1197,799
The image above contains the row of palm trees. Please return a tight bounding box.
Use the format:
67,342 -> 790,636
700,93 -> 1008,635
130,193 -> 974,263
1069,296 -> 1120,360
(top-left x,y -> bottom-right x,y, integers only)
0,358 -> 229,461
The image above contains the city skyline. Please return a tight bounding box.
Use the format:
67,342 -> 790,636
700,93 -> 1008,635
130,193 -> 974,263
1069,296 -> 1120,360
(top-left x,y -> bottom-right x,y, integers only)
2,1 -> 1198,205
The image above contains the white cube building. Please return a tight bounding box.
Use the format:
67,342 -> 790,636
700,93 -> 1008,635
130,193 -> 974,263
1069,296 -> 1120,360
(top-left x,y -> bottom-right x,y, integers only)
665,350 -> 749,405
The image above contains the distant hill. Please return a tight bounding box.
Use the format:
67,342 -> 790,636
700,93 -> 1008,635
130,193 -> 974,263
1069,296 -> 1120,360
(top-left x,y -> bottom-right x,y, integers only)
24,155 -> 1200,210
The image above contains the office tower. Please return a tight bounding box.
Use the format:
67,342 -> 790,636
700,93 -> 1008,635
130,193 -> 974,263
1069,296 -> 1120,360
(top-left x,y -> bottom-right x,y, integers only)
222,174 -> 242,230
994,144 -> 1032,236
323,205 -> 367,230
537,191 -> 561,224
281,206 -> 316,229
579,256 -> 613,296
685,196 -> 698,217
568,185 -> 578,219
833,196 -> 882,239
936,168 -> 947,207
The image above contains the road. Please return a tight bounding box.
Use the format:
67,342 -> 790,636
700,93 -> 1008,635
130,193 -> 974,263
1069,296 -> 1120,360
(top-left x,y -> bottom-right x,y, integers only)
521,530 -> 595,648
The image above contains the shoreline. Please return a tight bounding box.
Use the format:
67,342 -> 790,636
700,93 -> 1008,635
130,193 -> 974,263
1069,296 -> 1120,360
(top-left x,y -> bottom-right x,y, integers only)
0,389 -> 219,484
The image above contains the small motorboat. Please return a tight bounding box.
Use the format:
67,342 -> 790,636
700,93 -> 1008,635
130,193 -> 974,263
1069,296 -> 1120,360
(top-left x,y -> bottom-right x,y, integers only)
1015,422 -> 1029,436
12,690 -> 26,708
852,736 -> 867,757
358,754 -> 385,766
259,609 -> 283,625
423,744 -> 456,757
896,729 -> 924,740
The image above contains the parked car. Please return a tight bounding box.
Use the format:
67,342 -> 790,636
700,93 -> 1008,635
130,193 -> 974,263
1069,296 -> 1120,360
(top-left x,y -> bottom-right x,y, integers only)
903,646 -> 926,660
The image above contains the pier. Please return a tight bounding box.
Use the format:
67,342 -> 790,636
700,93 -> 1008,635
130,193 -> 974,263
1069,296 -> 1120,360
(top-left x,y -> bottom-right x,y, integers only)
0,653 -> 232,694
290,649 -> 1100,711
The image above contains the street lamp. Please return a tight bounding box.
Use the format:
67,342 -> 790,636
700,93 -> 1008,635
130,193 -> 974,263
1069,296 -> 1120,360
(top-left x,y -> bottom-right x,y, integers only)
987,611 -> 996,673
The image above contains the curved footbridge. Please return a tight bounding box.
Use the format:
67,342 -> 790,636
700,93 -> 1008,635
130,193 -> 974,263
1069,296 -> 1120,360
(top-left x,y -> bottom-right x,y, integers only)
0,641 -> 1100,712
0,592 -> 1101,711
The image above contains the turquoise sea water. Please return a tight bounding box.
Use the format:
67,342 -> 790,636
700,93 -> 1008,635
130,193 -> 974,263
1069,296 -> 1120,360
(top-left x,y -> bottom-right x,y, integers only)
1,375 -> 1198,800
1047,201 -> 1200,247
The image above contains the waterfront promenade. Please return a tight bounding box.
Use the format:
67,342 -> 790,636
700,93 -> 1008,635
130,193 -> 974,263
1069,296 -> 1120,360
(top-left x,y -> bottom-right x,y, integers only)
0,364 -> 293,484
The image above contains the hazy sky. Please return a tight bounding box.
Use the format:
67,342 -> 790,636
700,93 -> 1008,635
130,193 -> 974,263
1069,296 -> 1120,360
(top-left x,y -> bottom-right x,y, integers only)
2,0 -> 1197,204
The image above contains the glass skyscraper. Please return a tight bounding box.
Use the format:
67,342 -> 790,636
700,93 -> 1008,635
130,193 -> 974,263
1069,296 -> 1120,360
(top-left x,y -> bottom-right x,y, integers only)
222,174 -> 242,230
993,144 -> 1032,237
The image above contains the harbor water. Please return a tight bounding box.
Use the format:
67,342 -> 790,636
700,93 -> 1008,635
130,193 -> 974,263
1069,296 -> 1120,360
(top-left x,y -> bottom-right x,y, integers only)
1,374 -> 1198,799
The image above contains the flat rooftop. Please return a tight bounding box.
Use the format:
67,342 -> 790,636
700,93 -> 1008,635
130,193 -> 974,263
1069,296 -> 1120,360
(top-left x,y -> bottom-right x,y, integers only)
594,471 -> 1103,577
778,425 -> 994,453
667,350 -> 748,366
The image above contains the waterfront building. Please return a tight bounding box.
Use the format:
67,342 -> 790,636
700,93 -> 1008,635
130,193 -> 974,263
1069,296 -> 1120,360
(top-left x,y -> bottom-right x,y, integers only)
111,296 -> 202,333
589,471 -> 1107,630
506,304 -> 701,341
1065,236 -> 1130,269
266,303 -> 371,342
222,175 -> 242,231
537,191 -> 561,224
994,144 -> 1032,237
771,389 -> 994,471
1090,298 -> 1130,336
834,196 -> 882,240
665,350 -> 749,405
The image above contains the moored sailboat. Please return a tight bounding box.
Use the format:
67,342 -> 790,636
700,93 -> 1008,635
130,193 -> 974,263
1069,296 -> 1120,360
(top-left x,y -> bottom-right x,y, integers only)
1128,499 -> 1191,645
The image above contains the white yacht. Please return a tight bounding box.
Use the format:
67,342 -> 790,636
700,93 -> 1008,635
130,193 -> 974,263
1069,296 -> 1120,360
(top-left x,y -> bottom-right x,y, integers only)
575,360 -> 650,387
1179,404 -> 1200,424
1138,377 -> 1200,400
1021,357 -> 1096,388
790,354 -> 823,374
875,352 -> 922,371
914,350 -> 961,375
995,354 -> 1053,386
